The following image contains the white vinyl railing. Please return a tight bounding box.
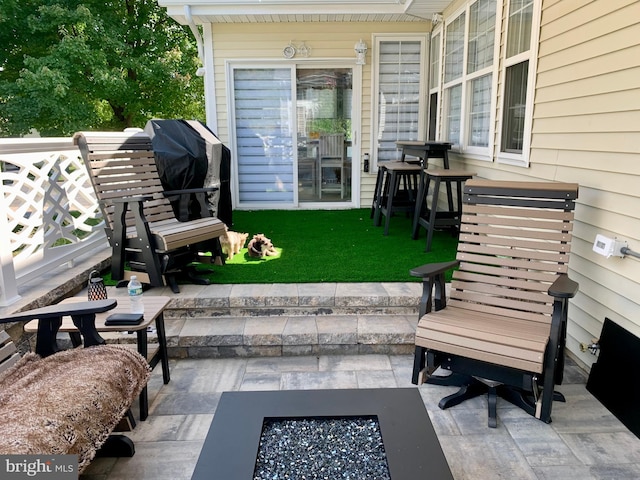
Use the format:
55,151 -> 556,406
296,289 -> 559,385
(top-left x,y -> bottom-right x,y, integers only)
0,137 -> 108,306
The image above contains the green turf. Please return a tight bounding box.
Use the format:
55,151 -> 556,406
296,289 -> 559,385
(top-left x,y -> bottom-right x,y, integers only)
195,208 -> 458,284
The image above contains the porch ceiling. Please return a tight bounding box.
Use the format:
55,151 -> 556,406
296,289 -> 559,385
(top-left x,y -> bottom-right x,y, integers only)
158,0 -> 449,24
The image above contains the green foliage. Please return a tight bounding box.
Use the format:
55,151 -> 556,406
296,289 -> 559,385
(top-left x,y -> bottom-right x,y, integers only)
0,0 -> 205,136
309,118 -> 352,139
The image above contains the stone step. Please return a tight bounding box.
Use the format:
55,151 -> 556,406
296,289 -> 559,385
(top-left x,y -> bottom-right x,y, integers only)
97,282 -> 423,359
160,282 -> 422,319
164,314 -> 418,358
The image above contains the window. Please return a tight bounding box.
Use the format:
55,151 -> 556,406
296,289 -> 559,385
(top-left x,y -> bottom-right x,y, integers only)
501,61 -> 528,152
442,0 -> 497,153
372,35 -> 427,164
428,31 -> 441,141
499,0 -> 536,164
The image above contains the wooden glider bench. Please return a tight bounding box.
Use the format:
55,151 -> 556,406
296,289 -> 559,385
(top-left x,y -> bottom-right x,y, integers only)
0,300 -> 150,473
74,131 -> 227,293
411,179 -> 579,427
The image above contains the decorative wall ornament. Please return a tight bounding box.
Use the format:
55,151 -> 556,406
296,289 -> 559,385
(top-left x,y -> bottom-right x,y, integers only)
283,41 -> 311,59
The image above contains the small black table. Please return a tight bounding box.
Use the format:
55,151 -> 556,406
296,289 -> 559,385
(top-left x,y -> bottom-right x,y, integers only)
191,388 -> 453,480
0,299 -> 116,358
395,141 -> 452,168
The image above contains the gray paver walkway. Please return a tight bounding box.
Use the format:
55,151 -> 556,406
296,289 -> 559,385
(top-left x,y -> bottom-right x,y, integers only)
81,353 -> 640,480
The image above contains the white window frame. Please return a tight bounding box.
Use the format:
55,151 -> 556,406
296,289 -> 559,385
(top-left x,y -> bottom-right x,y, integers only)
370,33 -> 428,170
441,0 -> 501,161
428,26 -> 443,141
497,0 -> 542,167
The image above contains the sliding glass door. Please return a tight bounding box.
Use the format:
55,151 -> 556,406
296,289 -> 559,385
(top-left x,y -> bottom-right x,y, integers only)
232,68 -> 294,205
230,64 -> 354,207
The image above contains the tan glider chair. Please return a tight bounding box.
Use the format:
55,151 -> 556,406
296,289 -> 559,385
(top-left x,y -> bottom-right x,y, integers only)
74,131 -> 226,293
411,179 -> 579,427
318,133 -> 345,199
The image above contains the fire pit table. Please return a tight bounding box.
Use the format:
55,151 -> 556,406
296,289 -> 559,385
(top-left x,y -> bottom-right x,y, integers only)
191,388 -> 453,480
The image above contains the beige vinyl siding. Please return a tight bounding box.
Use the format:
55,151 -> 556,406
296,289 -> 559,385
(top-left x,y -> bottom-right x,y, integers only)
533,0 -> 640,369
446,0 -> 640,369
206,21 -> 428,207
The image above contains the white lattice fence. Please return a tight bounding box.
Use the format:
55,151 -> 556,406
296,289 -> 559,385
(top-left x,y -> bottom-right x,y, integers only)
0,138 -> 108,306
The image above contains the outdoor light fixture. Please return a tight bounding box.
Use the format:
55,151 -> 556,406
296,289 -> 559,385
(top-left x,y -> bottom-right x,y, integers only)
354,39 -> 368,65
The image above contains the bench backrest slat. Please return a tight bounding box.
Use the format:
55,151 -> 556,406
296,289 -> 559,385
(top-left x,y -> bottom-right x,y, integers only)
73,132 -> 176,232
451,179 -> 579,326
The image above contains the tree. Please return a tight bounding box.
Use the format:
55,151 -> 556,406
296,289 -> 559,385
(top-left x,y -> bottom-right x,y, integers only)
0,0 -> 204,137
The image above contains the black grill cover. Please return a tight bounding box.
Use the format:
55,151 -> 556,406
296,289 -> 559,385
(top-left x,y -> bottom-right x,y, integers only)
144,119 -> 232,227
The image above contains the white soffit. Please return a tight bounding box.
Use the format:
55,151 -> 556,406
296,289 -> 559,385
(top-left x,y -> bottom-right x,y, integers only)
158,0 -> 451,23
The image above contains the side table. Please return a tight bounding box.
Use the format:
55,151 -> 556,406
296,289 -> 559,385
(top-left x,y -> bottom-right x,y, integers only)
25,295 -> 171,420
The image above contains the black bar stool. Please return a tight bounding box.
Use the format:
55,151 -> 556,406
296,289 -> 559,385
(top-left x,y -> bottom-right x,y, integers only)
412,169 -> 476,251
373,161 -> 422,235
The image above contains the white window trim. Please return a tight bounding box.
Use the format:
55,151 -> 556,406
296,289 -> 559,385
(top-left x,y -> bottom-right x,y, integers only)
370,33 -> 429,170
428,25 -> 444,141
441,6 -> 465,151
440,0 -> 501,161
496,0 -> 542,167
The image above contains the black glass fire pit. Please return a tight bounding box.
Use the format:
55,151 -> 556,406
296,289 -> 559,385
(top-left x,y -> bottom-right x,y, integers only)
191,388 -> 453,480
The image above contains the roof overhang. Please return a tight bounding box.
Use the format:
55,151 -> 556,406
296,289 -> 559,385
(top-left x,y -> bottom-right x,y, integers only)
158,0 -> 450,24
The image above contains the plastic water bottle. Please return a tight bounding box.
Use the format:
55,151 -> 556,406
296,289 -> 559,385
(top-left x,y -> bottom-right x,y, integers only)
127,276 -> 144,314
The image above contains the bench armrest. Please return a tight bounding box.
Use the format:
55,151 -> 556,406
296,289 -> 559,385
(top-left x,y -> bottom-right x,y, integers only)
410,260 -> 459,279
112,196 -> 154,204
0,299 -> 117,357
410,260 -> 459,317
548,274 -> 579,299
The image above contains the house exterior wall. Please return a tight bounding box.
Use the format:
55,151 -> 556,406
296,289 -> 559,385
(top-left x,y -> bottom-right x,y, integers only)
439,0 -> 640,369
204,21 -> 430,207
193,0 -> 639,368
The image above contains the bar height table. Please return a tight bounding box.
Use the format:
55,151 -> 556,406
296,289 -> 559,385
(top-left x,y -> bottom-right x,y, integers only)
395,141 -> 452,168
371,142 -> 454,236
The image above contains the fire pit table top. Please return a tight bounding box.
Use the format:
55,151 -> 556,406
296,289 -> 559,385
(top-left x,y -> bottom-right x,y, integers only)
191,388 -> 453,480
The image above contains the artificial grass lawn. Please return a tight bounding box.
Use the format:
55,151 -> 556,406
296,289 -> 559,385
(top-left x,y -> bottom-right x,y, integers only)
198,208 -> 458,284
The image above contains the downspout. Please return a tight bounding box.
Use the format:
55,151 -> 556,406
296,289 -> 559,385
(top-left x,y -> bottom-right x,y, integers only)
184,5 -> 204,72
184,5 -> 218,132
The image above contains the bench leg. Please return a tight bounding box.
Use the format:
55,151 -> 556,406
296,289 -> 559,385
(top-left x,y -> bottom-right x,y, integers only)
412,346 -> 427,384
437,379 -> 487,410
96,435 -> 135,458
487,385 -> 498,428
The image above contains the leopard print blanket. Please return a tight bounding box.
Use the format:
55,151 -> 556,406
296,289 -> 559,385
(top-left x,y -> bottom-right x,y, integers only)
0,345 -> 150,472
